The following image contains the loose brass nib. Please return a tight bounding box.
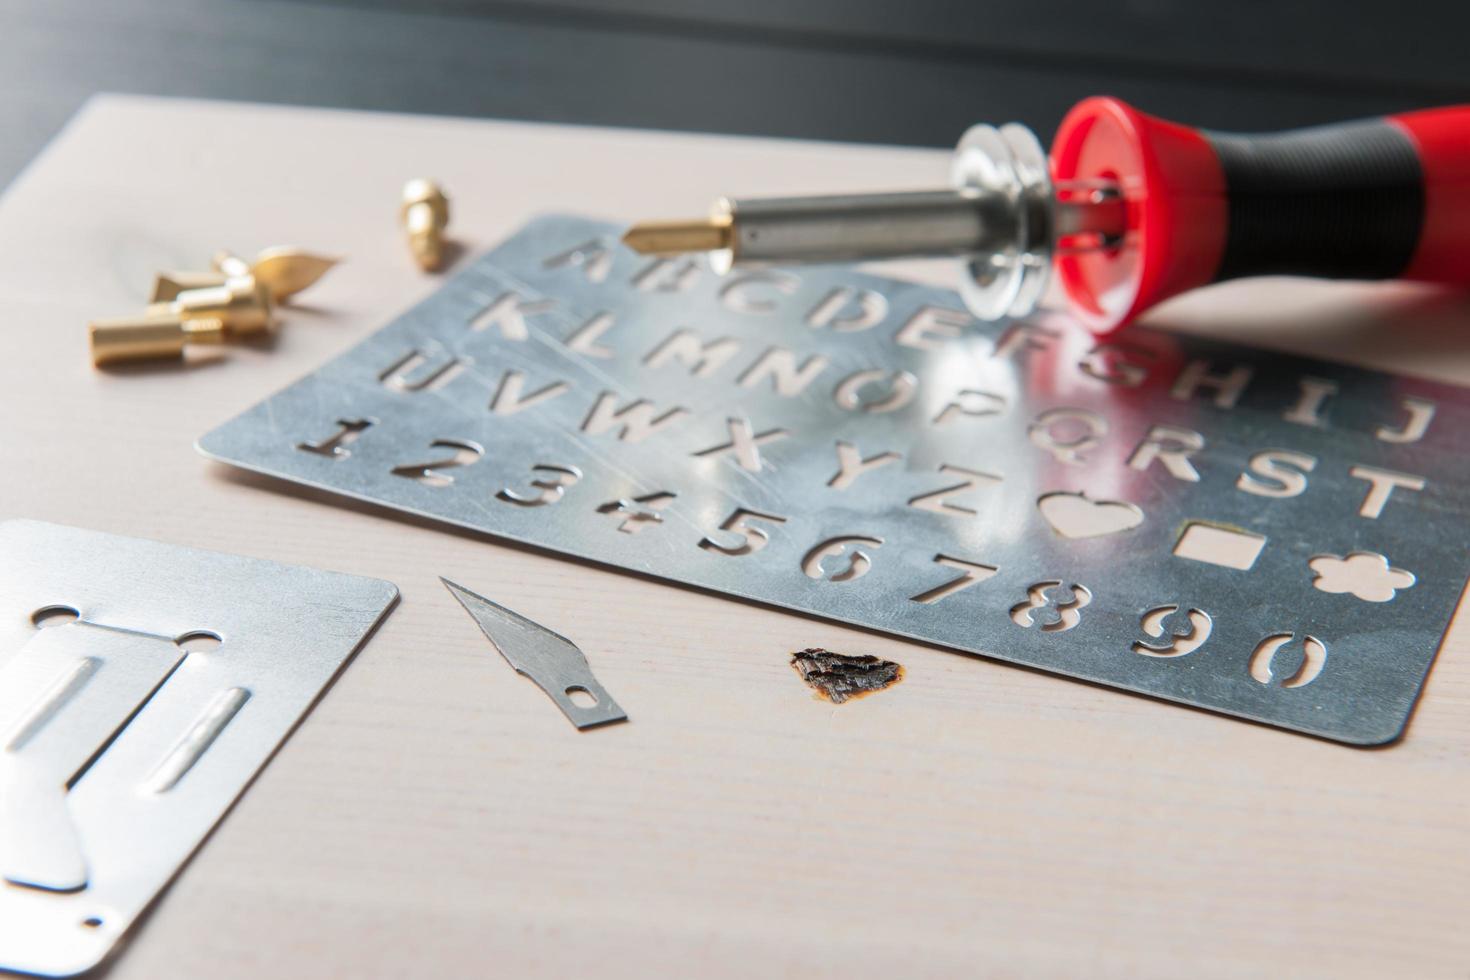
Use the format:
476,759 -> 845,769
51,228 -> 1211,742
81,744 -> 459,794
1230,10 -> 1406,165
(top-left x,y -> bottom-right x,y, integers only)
151,247 -> 341,304
401,178 -> 451,271
221,248 -> 340,302
101,244 -> 335,368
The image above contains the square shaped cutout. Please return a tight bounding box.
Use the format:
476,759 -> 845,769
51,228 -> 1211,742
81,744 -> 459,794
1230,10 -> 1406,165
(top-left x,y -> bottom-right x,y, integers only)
1173,522 -> 1266,570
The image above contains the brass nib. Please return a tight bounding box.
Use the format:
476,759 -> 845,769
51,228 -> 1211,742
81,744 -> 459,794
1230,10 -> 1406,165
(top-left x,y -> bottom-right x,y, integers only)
621,215 -> 732,257
220,247 -> 340,302
401,178 -> 451,271
151,247 -> 341,304
99,244 -> 335,368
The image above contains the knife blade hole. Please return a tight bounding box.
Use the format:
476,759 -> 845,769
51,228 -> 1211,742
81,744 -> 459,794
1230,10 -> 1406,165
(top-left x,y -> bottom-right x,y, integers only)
175,630 -> 222,653
31,605 -> 80,628
565,686 -> 598,708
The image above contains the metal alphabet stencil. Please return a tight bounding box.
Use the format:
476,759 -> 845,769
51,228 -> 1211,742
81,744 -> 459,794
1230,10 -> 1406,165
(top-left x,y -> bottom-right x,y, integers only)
200,214 -> 1470,745
0,520 -> 397,977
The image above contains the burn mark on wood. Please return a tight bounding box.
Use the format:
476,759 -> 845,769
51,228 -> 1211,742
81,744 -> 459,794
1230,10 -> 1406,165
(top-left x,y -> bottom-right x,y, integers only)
790,647 -> 903,703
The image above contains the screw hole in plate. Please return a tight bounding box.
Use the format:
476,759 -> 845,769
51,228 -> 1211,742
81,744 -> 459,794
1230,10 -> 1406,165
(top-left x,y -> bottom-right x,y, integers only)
565,686 -> 598,709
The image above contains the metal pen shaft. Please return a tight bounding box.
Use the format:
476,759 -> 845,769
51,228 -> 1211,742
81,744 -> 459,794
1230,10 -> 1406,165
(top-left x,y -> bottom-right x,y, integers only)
716,189 -> 1015,265
622,189 -> 1124,266
620,121 -> 1125,320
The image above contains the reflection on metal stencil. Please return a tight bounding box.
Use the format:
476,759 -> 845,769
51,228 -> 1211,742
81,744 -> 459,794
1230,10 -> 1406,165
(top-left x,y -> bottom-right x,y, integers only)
0,520 -> 397,977
198,214 -> 1470,745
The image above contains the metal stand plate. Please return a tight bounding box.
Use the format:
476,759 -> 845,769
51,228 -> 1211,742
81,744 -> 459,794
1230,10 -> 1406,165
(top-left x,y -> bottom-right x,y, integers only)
0,520 -> 397,977
200,214 -> 1470,745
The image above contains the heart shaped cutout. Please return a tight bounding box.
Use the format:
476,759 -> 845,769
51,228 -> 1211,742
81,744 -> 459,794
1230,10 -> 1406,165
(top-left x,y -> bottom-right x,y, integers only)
1038,491 -> 1144,539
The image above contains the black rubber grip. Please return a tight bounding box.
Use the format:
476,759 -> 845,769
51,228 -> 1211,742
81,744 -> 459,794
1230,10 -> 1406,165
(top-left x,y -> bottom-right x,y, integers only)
1206,120 -> 1424,283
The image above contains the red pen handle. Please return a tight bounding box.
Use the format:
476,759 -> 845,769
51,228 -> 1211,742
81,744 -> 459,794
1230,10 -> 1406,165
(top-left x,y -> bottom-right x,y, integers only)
1048,97 -> 1470,333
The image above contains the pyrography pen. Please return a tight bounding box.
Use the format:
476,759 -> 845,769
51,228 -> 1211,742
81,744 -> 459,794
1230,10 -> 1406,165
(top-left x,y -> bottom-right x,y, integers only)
621,97 -> 1470,333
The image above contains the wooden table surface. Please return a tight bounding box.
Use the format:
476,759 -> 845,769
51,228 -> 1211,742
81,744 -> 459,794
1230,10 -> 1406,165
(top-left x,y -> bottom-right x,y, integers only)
2,96 -> 1468,979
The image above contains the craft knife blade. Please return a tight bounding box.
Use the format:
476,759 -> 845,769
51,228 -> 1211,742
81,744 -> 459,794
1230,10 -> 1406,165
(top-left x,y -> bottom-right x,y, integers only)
441,578 -> 627,729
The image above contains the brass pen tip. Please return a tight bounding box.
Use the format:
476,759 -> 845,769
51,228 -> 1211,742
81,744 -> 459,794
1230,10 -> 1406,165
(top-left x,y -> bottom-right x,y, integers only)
250,249 -> 342,302
621,216 -> 732,257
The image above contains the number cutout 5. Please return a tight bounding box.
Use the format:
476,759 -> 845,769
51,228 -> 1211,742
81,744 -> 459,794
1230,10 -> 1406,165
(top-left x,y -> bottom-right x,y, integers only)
699,508 -> 788,556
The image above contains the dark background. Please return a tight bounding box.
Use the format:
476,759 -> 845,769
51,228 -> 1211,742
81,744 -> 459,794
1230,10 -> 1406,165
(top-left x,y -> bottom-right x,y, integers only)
4,0 -> 1468,189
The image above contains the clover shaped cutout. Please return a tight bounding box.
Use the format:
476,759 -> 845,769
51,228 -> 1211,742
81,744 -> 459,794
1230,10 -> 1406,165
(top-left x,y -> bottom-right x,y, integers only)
1308,552 -> 1415,603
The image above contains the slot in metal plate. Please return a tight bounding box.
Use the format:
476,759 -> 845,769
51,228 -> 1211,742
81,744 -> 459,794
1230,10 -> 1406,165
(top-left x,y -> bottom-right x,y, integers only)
0,520 -> 397,976
200,214 -> 1470,745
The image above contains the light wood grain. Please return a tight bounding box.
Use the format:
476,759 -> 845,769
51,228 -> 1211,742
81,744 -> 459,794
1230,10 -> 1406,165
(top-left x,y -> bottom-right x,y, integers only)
1,96 -> 1468,980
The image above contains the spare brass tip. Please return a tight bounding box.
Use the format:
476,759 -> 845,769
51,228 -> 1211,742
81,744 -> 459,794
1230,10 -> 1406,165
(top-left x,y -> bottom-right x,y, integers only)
105,245 -> 337,368
153,248 -> 341,304
245,248 -> 341,302
89,314 -> 227,367
620,214 -> 733,257
401,178 -> 451,271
